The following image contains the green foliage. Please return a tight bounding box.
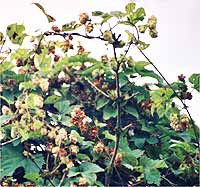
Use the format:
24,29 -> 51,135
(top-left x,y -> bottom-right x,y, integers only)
6,23 -> 26,45
1,144 -> 44,177
0,2 -> 199,187
189,73 -> 200,92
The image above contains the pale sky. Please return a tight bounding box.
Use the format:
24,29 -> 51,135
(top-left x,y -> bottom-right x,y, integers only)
0,0 -> 199,125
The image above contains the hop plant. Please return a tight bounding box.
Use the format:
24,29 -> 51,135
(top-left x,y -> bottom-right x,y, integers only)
93,141 -> 105,154
114,153 -> 123,167
70,108 -> 89,133
79,13 -> 90,24
78,177 -> 88,186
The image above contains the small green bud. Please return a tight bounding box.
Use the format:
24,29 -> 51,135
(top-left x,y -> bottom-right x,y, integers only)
138,25 -> 147,33
103,31 -> 114,43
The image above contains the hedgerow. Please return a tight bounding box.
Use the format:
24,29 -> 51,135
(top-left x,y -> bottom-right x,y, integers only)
0,2 -> 199,187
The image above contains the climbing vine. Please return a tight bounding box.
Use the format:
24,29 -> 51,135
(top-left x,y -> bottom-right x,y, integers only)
0,2 -> 199,187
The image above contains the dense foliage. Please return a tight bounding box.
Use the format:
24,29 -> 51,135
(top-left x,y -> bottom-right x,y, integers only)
0,2 -> 199,187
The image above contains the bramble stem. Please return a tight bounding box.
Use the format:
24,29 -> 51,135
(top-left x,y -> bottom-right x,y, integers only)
137,46 -> 199,145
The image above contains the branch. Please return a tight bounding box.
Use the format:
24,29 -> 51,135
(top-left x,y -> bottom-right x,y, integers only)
44,31 -> 105,41
58,172 -> 67,187
136,46 -> 199,145
86,79 -> 111,99
105,43 -> 121,187
49,163 -> 61,175
161,175 -> 177,186
0,136 -> 20,146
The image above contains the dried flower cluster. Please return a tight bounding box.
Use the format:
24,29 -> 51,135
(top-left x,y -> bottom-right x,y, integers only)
70,108 -> 90,133
170,114 -> 190,131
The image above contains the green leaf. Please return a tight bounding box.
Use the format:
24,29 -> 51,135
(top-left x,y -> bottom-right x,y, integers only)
123,105 -> 139,118
102,130 -> 116,142
138,69 -> 163,83
140,156 -> 168,169
10,48 -> 31,61
6,23 -> 26,45
44,95 -> 61,104
81,172 -> 97,185
122,163 -> 134,171
125,3 -> 136,13
119,72 -> 129,87
26,93 -> 43,109
144,168 -> 161,185
150,88 -> 173,117
134,138 -> 146,148
138,41 -> 150,50
19,81 -> 35,91
134,61 -> 150,71
101,13 -> 113,23
94,119 -> 107,128
146,137 -> 159,144
0,61 -> 15,73
135,7 -> 146,20
24,172 -> 43,184
138,25 -> 148,33
119,137 -> 144,168
189,73 -> 200,92
34,49 -> 51,73
79,162 -> 104,173
77,154 -> 91,161
67,167 -> 80,178
129,8 -> 146,24
103,105 -> 117,120
33,3 -> 56,22
1,144 -> 44,177
169,140 -> 197,154
54,100 -> 70,114
92,11 -> 104,16
110,11 -> 125,18
96,97 -> 109,110
70,130 -> 84,144
0,32 -> 4,45
62,21 -> 81,31
0,95 -> 14,105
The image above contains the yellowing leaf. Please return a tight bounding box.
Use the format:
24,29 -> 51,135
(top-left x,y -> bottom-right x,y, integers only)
33,3 -> 56,22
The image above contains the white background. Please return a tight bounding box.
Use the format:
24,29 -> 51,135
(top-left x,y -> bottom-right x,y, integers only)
0,0 -> 199,125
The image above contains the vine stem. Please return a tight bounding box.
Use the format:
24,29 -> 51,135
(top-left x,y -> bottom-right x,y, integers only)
44,31 -> 105,41
58,172 -> 67,187
137,46 -> 199,145
86,79 -> 111,99
105,44 -> 121,187
1,136 -> 20,146
29,155 -> 56,187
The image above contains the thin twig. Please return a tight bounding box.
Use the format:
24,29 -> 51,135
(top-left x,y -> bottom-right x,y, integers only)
122,123 -> 134,131
58,172 -> 67,187
46,153 -> 50,171
132,179 -> 144,186
44,31 -> 105,41
50,163 -> 61,175
86,79 -> 111,99
161,175 -> 176,186
0,136 -> 20,146
114,166 -> 125,187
